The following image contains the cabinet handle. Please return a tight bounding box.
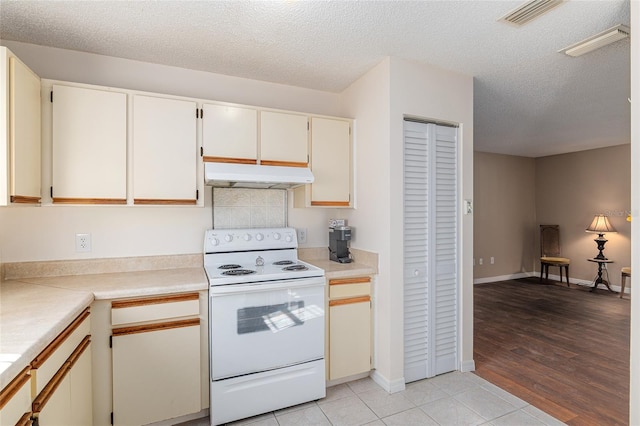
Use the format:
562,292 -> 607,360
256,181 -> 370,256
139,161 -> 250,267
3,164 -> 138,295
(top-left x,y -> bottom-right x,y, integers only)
133,199 -> 197,205
260,160 -> 308,168
52,197 -> 127,204
329,277 -> 371,286
311,201 -> 350,207
329,296 -> 370,307
112,318 -> 200,337
9,195 -> 41,203
16,412 -> 32,426
203,156 -> 257,165
31,308 -> 90,369
0,366 -> 31,410
112,293 -> 199,309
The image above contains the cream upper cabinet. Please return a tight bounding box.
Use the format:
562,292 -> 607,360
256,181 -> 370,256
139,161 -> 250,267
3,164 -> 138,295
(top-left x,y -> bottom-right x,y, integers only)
52,84 -> 127,204
202,103 -> 258,164
0,47 -> 41,205
260,111 -> 309,166
295,116 -> 353,208
132,95 -> 198,204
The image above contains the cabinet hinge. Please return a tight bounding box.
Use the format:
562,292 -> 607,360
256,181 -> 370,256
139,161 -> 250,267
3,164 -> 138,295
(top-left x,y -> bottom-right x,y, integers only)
50,91 -> 53,103
109,335 -> 113,348
200,146 -> 203,157
31,415 -> 40,426
307,120 -> 310,131
50,186 -> 53,198
196,108 -> 199,118
349,126 -> 351,135
196,189 -> 199,200
111,412 -> 114,425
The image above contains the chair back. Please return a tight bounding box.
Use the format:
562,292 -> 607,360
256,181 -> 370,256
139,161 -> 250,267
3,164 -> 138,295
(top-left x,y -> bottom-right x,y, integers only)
540,225 -> 562,257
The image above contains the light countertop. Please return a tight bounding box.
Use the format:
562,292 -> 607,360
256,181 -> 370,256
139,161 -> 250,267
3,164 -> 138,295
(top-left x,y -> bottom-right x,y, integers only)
0,265 -> 207,389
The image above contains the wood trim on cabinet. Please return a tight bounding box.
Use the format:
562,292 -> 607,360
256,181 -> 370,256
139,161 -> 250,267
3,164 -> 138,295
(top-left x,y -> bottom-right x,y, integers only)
0,366 -> 31,410
16,412 -> 33,426
329,277 -> 371,286
31,309 -> 90,369
52,197 -> 127,205
133,199 -> 197,205
10,195 -> 41,204
112,318 -> 200,337
329,296 -> 371,307
203,156 -> 257,165
311,201 -> 351,207
111,293 -> 199,309
67,336 -> 91,368
259,160 -> 308,168
31,360 -> 70,413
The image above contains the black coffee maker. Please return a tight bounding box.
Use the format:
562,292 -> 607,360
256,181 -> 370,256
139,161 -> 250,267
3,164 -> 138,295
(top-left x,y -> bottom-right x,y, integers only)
329,224 -> 352,263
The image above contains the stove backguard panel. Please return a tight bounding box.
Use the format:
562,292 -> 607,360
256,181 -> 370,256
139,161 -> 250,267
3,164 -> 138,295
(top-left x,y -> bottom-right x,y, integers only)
213,188 -> 286,229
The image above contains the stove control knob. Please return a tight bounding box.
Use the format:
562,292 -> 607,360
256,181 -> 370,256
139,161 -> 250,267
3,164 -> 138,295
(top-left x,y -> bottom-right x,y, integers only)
210,238 -> 220,246
273,232 -> 281,240
285,234 -> 293,243
256,233 -> 264,241
244,233 -> 252,241
225,234 -> 233,242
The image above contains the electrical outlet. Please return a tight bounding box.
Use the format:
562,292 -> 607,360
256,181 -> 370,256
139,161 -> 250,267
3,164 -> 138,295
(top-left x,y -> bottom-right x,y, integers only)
479,258 -> 483,265
297,228 -> 307,244
490,257 -> 495,264
75,233 -> 91,252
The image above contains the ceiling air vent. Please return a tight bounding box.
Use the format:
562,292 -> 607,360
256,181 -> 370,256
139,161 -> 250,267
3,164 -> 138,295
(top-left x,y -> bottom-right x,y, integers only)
498,0 -> 564,26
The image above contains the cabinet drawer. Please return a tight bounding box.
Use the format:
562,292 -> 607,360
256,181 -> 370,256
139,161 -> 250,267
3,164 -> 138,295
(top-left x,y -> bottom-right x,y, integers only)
329,277 -> 371,299
0,366 -> 31,426
31,309 -> 90,395
111,293 -> 200,326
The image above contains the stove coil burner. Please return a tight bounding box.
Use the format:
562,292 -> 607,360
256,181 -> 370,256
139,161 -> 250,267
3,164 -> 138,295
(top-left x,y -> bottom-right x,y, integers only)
282,264 -> 308,271
273,260 -> 295,266
218,264 -> 242,270
221,269 -> 257,276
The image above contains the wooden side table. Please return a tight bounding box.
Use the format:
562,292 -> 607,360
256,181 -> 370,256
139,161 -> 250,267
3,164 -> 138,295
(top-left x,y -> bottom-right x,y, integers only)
587,258 -> 616,293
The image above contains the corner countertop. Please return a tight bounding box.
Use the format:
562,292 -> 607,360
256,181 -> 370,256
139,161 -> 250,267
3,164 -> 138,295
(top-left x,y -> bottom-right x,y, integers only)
299,247 -> 378,279
0,257 -> 208,389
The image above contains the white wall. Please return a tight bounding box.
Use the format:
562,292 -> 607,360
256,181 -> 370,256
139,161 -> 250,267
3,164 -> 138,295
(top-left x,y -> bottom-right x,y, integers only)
340,57 -> 474,391
629,0 -> 639,422
0,41 -> 343,262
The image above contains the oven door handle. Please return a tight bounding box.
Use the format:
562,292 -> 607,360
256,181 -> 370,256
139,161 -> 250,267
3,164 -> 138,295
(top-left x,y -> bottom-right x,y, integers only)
210,278 -> 325,295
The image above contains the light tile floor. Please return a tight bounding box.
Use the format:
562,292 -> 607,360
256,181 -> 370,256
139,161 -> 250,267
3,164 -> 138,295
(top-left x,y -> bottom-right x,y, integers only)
177,372 -> 566,426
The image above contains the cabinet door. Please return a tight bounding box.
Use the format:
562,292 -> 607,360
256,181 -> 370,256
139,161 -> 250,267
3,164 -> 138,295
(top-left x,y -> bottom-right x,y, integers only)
0,367 -> 31,426
35,373 -> 72,426
260,111 -> 308,166
329,297 -> 371,380
202,103 -> 257,164
52,84 -> 127,204
310,117 -> 351,206
112,322 -> 201,426
132,95 -> 197,204
10,56 -> 41,203
69,340 -> 92,426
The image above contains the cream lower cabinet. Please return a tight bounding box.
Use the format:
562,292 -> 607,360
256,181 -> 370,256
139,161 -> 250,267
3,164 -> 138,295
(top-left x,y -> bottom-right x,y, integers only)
327,277 -> 372,381
31,309 -> 92,426
110,293 -> 201,426
0,367 -> 32,426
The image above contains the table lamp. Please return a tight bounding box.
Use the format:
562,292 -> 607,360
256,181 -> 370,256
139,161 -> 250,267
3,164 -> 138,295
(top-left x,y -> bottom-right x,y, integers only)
585,214 -> 616,260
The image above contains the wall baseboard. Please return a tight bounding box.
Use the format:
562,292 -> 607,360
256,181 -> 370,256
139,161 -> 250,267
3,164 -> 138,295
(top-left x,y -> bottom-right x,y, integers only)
473,271 -> 628,294
473,272 -> 530,284
460,359 -> 476,373
370,370 -> 406,394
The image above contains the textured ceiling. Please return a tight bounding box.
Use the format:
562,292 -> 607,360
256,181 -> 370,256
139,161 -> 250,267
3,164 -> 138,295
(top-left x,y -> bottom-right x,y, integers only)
0,0 -> 631,157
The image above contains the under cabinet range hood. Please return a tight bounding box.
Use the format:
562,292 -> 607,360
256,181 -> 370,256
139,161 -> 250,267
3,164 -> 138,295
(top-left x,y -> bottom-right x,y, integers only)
205,162 -> 314,189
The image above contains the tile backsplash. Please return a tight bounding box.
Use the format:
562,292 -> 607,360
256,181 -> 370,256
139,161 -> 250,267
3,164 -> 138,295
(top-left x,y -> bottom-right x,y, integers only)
213,188 -> 287,229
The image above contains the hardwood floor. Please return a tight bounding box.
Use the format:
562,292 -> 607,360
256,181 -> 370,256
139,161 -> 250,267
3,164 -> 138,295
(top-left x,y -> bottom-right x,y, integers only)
474,277 -> 630,425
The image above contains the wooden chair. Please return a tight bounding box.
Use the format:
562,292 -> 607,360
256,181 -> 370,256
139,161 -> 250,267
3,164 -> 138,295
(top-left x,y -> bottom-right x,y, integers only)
540,225 -> 570,286
620,267 -> 631,298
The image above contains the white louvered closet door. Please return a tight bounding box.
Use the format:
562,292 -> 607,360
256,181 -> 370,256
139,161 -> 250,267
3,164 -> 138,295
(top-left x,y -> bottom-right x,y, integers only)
403,120 -> 458,383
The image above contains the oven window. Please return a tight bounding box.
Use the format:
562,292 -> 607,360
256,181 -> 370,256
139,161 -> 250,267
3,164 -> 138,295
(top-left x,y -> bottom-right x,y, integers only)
237,301 -> 305,334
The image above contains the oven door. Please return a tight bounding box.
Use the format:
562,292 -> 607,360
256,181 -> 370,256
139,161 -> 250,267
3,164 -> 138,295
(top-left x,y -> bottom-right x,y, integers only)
209,277 -> 325,380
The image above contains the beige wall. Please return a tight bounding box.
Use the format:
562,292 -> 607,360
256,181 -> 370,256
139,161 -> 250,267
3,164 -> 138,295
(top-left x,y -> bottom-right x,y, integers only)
474,145 -> 631,287
473,152 -> 536,280
536,144 -> 631,286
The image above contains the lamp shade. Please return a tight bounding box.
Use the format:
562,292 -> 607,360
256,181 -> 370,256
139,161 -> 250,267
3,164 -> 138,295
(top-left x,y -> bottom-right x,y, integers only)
586,214 -> 617,234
